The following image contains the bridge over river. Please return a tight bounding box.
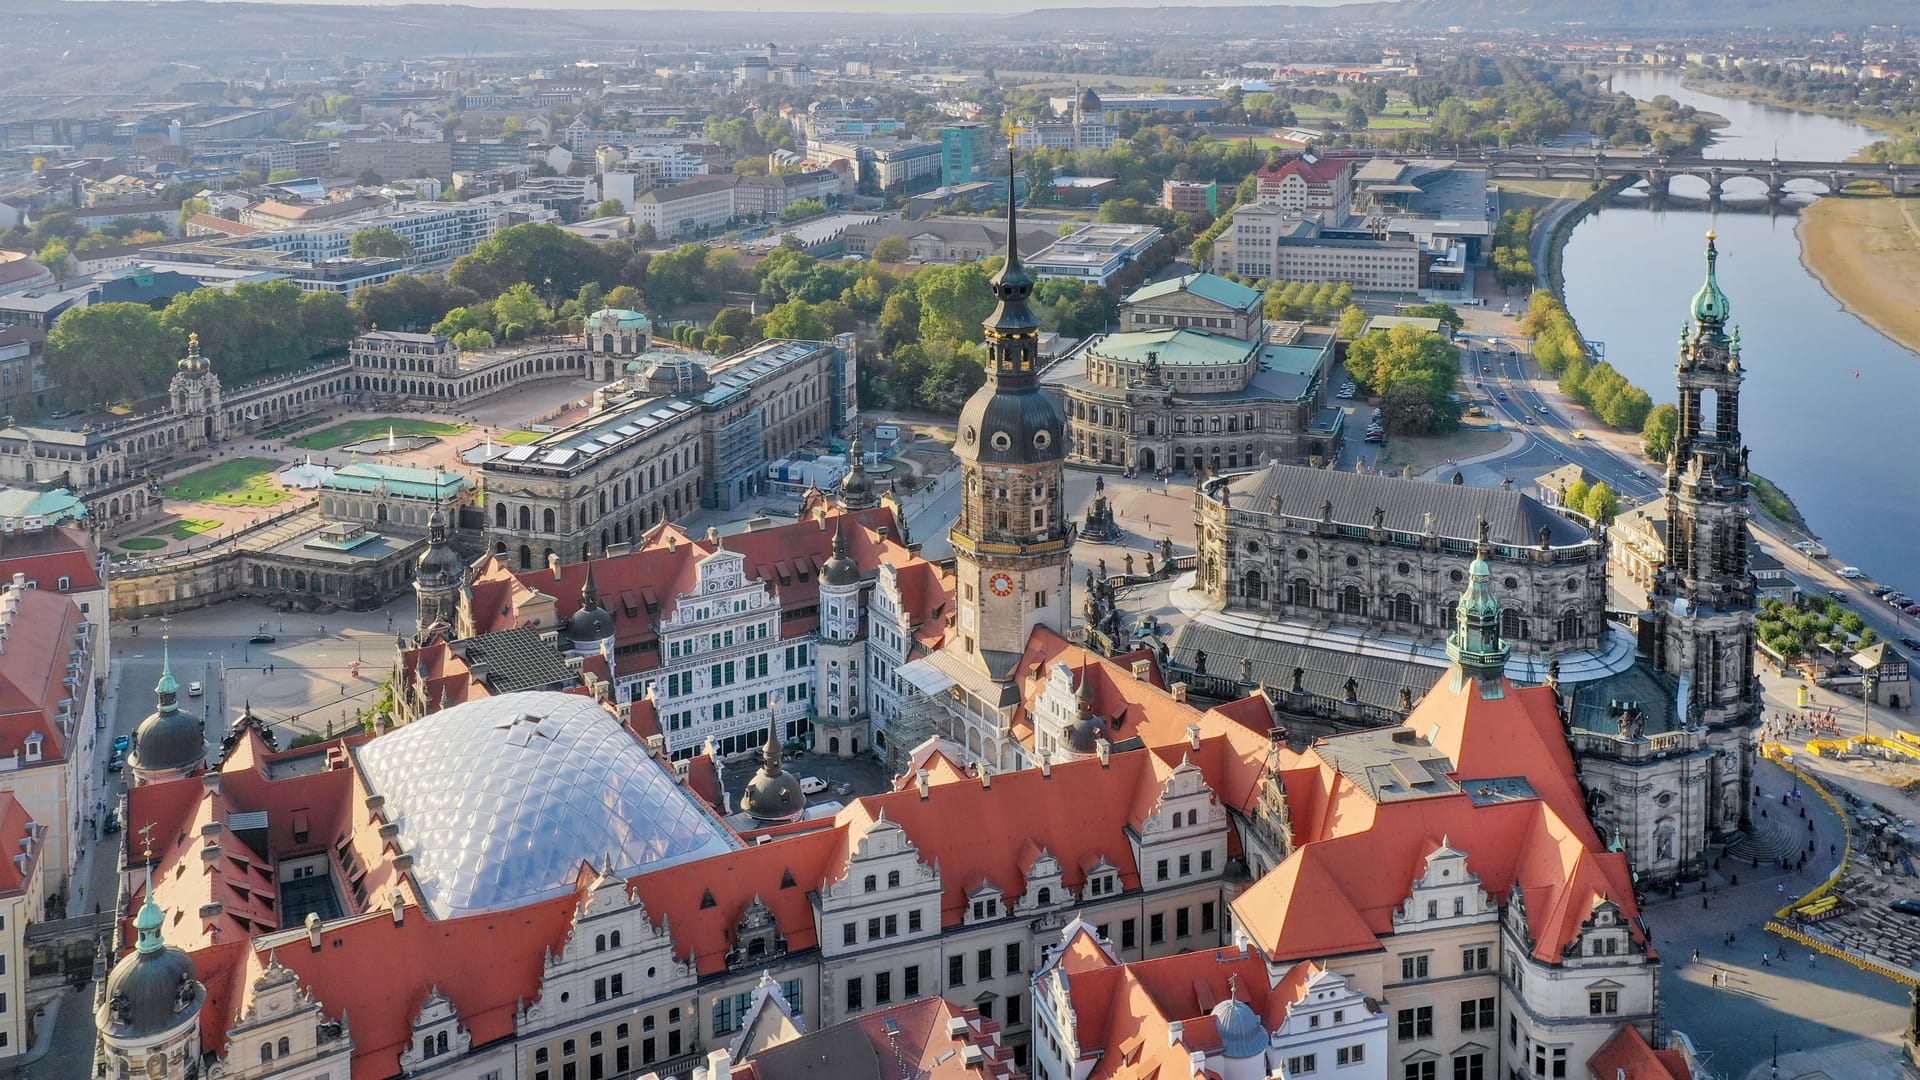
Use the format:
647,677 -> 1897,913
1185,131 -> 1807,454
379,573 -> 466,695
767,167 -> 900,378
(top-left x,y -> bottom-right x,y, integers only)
1474,147 -> 1918,196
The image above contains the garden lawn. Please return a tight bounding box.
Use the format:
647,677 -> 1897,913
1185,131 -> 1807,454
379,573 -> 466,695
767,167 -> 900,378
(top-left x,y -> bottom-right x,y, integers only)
162,458 -> 292,507
496,429 -> 545,445
149,517 -> 221,541
119,536 -> 166,552
289,418 -> 471,450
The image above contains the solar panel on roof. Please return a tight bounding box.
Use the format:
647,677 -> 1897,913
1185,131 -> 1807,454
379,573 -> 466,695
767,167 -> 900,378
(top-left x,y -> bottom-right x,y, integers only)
543,449 -> 576,464
503,446 -> 537,461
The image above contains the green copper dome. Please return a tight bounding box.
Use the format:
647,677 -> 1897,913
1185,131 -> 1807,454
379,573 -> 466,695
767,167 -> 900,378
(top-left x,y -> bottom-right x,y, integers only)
1446,553 -> 1511,695
1690,231 -> 1731,325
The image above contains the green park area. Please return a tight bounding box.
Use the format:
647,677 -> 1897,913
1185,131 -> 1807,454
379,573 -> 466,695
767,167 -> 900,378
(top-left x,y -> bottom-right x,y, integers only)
153,517 -> 221,541
162,457 -> 291,507
118,536 -> 166,552
496,429 -> 545,445
290,417 -> 471,450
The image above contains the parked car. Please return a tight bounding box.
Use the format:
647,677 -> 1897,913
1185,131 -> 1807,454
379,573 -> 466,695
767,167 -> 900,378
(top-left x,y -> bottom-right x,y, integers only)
102,810 -> 120,835
107,753 -> 124,773
799,776 -> 828,796
249,633 -> 276,644
187,681 -> 203,697
1872,586 -> 1894,598
1902,638 -> 1920,651
1839,566 -> 1864,579
1793,541 -> 1820,554
1891,898 -> 1920,916
112,734 -> 131,754
1904,606 -> 1920,617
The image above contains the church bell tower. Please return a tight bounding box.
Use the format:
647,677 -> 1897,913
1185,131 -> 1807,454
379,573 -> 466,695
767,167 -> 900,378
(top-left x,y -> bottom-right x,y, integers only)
1650,231 -> 1759,833
950,165 -> 1071,681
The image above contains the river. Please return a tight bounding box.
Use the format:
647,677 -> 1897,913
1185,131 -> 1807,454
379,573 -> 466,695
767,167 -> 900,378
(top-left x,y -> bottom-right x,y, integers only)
1560,68 -> 1919,596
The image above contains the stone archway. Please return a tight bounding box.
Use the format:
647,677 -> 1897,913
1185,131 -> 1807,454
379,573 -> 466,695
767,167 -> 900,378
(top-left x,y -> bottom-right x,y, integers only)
1135,446 -> 1156,472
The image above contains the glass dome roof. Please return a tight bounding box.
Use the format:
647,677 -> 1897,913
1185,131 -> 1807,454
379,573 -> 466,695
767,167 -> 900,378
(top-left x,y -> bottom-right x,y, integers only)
355,691 -> 739,918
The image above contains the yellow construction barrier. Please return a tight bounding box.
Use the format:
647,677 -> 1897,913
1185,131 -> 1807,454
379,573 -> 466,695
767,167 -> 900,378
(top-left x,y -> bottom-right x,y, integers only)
1765,920 -> 1919,987
1759,741 -> 1853,920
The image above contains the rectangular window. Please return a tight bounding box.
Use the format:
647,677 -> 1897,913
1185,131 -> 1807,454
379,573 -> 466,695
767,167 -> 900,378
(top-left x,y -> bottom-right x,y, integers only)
1462,946 -> 1490,972
1288,1054 -> 1318,1075
594,977 -> 607,1002
949,955 -> 965,987
1460,997 -> 1495,1031
1006,995 -> 1021,1026
867,917 -> 881,940
845,977 -> 862,1011
1404,1064 -> 1436,1080
843,923 -> 856,946
1337,1045 -> 1365,1066
977,948 -> 993,980
875,971 -> 892,1005
1588,991 -> 1619,1016
1006,943 -> 1021,973
1400,954 -> 1430,981
904,965 -> 920,997
1552,1047 -> 1568,1078
908,909 -> 922,932
1201,849 -> 1213,872
1175,907 -> 1191,939
884,914 -> 898,937
1396,1005 -> 1432,1041
1178,854 -> 1191,877
1201,901 -> 1216,934
1452,1053 -> 1484,1080
1156,859 -> 1169,881
1149,912 -> 1165,945
1122,918 -> 1137,950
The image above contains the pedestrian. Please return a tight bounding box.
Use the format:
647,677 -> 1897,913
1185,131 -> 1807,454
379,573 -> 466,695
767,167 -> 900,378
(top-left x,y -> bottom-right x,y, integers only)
1778,883 -> 1786,896
1762,953 -> 1771,966
1778,945 -> 1786,960
1808,953 -> 1816,968
1692,947 -> 1701,963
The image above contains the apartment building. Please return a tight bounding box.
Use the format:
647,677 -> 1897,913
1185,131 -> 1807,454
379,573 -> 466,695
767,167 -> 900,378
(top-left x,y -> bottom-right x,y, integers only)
1215,206 -> 1422,291
1253,152 -> 1355,217
336,137 -> 454,182
633,176 -> 739,239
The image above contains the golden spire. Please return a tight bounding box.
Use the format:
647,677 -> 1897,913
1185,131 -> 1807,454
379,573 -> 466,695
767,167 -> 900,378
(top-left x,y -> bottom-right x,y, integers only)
187,331 -> 200,354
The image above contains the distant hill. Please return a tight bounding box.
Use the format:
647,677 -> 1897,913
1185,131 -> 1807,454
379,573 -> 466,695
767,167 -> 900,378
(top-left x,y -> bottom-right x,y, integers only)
1026,0 -> 1914,30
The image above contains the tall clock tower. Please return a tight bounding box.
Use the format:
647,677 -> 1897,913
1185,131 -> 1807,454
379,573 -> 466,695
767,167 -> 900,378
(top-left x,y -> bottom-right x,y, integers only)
950,173 -> 1072,682
1649,231 -> 1760,835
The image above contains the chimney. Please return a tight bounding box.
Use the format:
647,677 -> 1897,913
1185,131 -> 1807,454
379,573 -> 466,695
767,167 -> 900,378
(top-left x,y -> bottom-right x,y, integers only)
1038,751 -> 1052,778
1131,659 -> 1150,681
548,551 -> 563,580
916,769 -> 931,799
1187,722 -> 1201,750
1171,682 -> 1189,703
391,891 -> 406,925
305,911 -> 322,949
393,852 -> 415,872
1167,1019 -> 1183,1046
705,1049 -> 733,1078
979,764 -> 992,790
666,533 -> 678,552
1096,738 -> 1111,766
201,771 -> 221,795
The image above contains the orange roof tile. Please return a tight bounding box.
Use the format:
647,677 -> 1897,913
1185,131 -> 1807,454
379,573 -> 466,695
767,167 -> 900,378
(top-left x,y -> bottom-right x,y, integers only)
624,828 -> 841,976
0,793 -> 39,896
1587,1025 -> 1690,1080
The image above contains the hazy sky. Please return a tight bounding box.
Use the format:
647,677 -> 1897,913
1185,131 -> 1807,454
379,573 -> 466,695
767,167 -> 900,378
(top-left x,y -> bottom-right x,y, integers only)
140,0 -> 1357,9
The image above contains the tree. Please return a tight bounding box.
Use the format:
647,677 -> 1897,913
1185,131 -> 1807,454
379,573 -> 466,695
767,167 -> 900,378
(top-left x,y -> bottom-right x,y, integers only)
448,223 -> 626,301
352,274 -> 479,332
1564,478 -> 1591,517
491,283 -> 549,336
42,303 -> 180,408
872,236 -> 911,263
35,241 -> 73,280
298,291 -> 355,355
1337,305 -> 1370,339
603,285 -> 643,311
593,199 -> 627,219
1399,302 -> 1465,330
759,299 -> 835,342
878,291 -> 921,352
1641,402 -> 1679,463
1584,481 -> 1619,525
451,328 -> 496,351
709,306 -> 756,342
780,198 -> 830,223
268,168 -> 303,183
177,196 -> 209,230
1343,325 -> 1461,434
1345,101 -> 1371,132
914,261 -> 996,344
349,227 -> 414,260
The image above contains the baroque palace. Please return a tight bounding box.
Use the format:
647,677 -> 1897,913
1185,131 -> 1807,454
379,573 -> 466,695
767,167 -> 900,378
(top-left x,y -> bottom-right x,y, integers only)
95,187 -> 1703,1080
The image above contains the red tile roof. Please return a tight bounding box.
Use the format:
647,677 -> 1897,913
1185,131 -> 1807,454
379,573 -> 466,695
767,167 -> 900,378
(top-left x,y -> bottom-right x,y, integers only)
1587,1025 -> 1691,1080
0,525 -> 102,592
735,997 -> 1020,1080
1255,154 -> 1351,186
0,585 -> 83,764
625,828 -> 841,976
0,793 -> 40,897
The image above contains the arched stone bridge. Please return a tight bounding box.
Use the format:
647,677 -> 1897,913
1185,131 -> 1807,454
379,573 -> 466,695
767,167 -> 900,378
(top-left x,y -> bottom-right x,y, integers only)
1476,149 -> 1917,197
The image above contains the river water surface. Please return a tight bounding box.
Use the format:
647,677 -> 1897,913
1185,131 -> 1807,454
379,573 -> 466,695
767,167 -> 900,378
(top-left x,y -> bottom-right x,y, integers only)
1559,69 -> 1918,595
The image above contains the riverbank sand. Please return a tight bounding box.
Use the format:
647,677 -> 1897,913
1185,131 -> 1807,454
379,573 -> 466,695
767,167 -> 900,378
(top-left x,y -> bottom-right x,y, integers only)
1800,196 -> 1920,356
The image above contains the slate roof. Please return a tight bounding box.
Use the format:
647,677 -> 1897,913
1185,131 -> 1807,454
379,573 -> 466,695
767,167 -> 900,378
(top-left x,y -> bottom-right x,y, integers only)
1125,272 -> 1262,313
452,626 -> 578,694
1086,327 -> 1258,368
1170,622 -> 1432,714
321,462 -> 467,499
1214,464 -> 1591,548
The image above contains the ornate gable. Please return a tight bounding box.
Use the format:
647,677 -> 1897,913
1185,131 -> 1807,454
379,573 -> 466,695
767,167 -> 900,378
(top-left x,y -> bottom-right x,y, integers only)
397,987 -> 471,1073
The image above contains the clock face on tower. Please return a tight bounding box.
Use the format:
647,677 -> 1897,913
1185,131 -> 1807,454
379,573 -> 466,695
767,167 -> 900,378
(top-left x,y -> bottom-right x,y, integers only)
989,573 -> 1014,597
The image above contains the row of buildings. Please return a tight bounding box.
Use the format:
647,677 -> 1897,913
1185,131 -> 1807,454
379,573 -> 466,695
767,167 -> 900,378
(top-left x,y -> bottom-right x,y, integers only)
93,191 -> 1703,1080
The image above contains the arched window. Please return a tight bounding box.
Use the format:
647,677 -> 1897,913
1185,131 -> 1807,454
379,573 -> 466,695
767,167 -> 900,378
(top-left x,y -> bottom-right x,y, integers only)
434,1031 -> 449,1054
279,1037 -> 291,1057
518,505 -> 531,531
1391,593 -> 1417,623
887,870 -> 901,888
1241,569 -> 1264,602
595,934 -> 606,953
495,502 -> 507,527
1501,610 -> 1526,640
1338,585 -> 1366,616
610,930 -> 621,948
1287,578 -> 1313,606
543,508 -> 556,533
1558,610 -> 1583,641
261,1044 -> 274,1064
1038,887 -> 1052,905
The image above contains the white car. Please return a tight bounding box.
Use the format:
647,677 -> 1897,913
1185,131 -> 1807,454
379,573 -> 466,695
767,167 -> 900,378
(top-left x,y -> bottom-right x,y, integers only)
1792,541 -> 1819,554
187,681 -> 204,697
1838,567 -> 1864,579
799,776 -> 827,795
